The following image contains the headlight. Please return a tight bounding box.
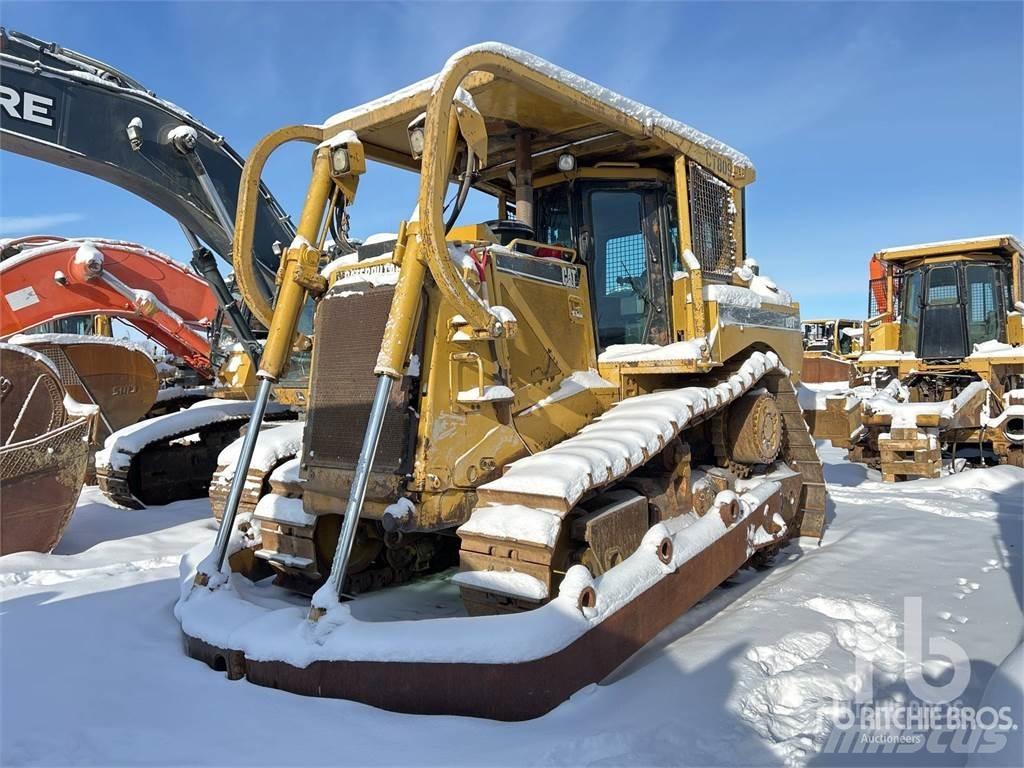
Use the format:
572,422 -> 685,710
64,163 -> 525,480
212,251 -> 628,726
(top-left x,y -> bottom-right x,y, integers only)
408,127 -> 425,158
557,152 -> 576,172
330,146 -> 350,175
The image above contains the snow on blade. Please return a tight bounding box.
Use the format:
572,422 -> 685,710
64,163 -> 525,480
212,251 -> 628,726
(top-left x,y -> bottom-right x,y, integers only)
175,480 -> 778,666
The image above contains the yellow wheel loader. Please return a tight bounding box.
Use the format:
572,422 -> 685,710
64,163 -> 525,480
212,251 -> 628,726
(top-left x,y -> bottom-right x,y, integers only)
178,43 -> 826,719
807,235 -> 1024,480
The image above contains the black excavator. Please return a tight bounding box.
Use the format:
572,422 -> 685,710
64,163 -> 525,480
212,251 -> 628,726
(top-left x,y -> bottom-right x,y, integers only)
0,28 -> 309,506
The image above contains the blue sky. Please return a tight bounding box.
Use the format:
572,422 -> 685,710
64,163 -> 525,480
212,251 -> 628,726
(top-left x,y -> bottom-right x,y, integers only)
1,0 -> 1021,319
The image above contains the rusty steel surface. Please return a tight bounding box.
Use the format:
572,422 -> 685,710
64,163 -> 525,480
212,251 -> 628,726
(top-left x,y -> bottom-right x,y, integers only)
182,492 -> 775,720
17,337 -> 158,438
0,344 -> 93,555
0,344 -> 64,444
802,355 -> 854,384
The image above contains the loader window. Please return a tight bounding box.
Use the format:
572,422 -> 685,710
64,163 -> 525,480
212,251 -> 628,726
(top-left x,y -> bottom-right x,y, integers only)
590,190 -> 650,346
965,264 -> 1004,345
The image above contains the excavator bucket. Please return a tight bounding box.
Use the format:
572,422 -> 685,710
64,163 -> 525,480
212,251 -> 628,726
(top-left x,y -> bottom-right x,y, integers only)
12,334 -> 158,442
0,343 -> 97,554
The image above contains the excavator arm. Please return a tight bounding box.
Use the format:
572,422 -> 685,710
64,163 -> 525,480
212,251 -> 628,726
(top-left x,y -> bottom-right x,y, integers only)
0,237 -> 217,378
0,27 -> 292,309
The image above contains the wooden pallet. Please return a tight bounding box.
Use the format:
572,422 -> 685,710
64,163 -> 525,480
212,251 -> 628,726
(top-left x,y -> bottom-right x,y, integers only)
879,427 -> 941,481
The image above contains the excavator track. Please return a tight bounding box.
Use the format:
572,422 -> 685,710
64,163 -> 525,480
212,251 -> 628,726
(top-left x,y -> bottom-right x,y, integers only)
98,418 -> 251,509
96,403 -> 290,509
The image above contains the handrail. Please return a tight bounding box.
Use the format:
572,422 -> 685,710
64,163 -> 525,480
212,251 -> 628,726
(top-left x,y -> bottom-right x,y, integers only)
232,124 -> 324,329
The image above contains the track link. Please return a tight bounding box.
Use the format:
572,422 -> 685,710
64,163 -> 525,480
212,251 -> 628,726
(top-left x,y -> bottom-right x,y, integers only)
97,418 -> 252,508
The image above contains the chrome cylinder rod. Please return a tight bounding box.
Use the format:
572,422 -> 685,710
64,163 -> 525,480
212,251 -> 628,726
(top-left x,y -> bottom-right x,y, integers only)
310,374 -> 394,616
194,376 -> 274,586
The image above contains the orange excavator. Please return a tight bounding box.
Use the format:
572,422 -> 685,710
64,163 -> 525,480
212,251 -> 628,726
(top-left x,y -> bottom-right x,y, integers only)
1,235 -> 217,377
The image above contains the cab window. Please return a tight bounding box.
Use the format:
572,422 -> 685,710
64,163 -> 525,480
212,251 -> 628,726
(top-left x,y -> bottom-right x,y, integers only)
590,190 -> 650,347
965,264 -> 1005,345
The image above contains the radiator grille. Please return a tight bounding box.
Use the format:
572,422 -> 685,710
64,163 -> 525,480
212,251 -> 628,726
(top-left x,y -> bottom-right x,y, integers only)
303,283 -> 415,475
688,161 -> 737,280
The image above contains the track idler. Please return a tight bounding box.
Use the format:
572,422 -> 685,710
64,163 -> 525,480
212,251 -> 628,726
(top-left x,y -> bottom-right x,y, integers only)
719,392 -> 784,472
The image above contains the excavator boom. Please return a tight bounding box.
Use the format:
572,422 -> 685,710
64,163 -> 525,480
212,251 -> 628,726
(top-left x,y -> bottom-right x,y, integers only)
0,27 -> 292,304
1,237 -> 216,377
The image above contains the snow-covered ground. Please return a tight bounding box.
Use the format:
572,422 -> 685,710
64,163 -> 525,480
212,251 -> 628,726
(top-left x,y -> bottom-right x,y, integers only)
1,446 -> 1021,767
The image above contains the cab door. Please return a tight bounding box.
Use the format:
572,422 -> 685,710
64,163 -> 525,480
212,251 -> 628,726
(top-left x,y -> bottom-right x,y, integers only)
919,264 -> 968,359
580,184 -> 672,349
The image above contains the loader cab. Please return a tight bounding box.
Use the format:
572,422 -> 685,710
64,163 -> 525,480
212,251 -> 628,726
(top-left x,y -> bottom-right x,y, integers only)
534,174 -> 676,349
898,258 -> 1012,360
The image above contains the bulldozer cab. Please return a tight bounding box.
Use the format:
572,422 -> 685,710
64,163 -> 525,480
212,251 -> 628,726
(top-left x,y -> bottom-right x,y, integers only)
535,176 -> 676,349
875,236 -> 1022,361
803,319 -> 862,357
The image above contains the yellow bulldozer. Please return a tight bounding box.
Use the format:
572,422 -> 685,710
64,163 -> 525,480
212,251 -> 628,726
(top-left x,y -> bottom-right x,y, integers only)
802,318 -> 863,383
808,235 -> 1024,480
177,43 -> 826,720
